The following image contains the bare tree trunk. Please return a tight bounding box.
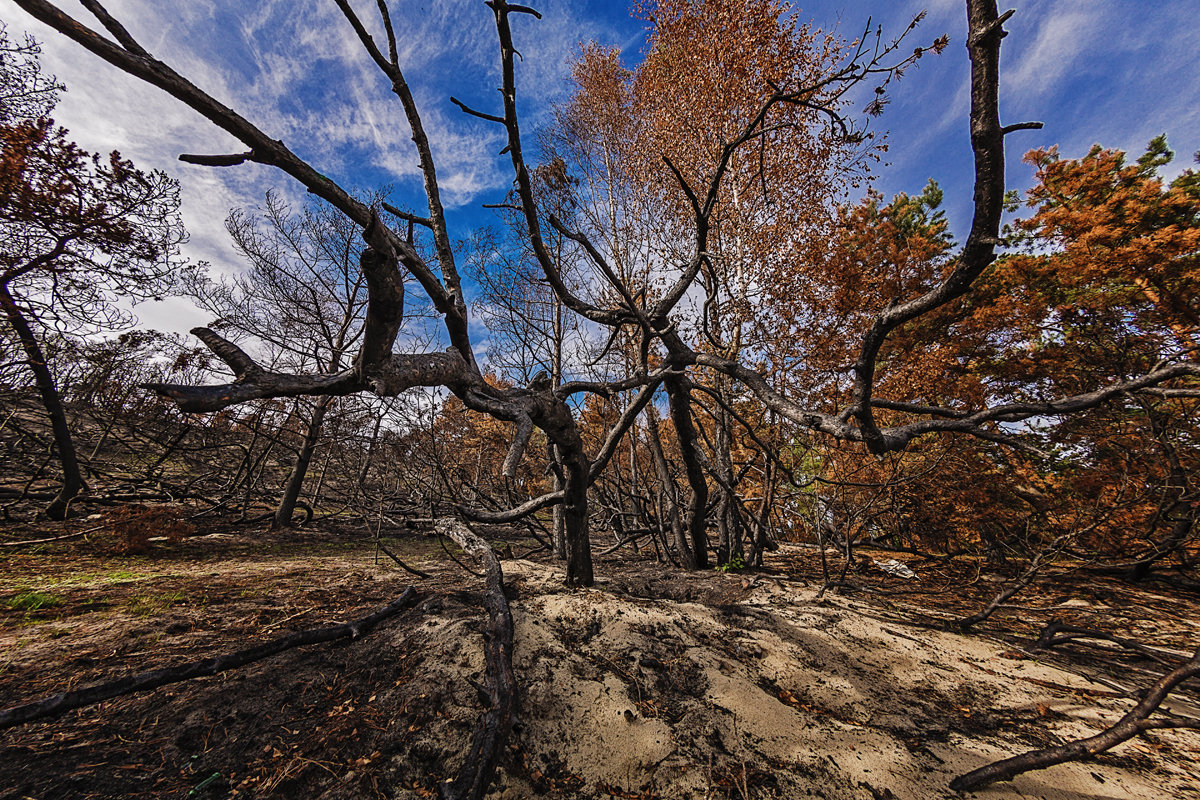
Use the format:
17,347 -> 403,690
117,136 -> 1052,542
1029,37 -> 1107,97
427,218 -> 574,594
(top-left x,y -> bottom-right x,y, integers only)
667,376 -> 708,569
550,298 -> 568,560
748,454 -> 776,567
274,396 -> 332,528
552,496 -> 567,557
560,446 -> 593,586
532,394 -> 594,586
627,416 -> 642,555
357,406 -> 385,497
646,406 -> 689,567
310,444 -> 336,508
548,442 -> 567,559
0,284 -> 84,519
713,378 -> 743,565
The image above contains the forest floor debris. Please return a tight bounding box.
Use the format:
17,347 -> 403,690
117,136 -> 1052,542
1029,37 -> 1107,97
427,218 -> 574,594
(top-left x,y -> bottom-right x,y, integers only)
1,522 -> 1197,799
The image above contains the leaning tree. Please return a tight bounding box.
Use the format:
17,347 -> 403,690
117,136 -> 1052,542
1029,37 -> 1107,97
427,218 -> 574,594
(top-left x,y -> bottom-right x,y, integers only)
0,23 -> 185,519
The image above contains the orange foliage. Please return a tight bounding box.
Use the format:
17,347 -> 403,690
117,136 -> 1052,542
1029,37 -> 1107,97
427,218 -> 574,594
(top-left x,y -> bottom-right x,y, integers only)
104,505 -> 194,555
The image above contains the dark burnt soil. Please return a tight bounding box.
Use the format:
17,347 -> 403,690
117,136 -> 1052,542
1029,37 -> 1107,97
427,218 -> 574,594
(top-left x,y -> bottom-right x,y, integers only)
0,516 -> 1197,799
0,514 -> 514,799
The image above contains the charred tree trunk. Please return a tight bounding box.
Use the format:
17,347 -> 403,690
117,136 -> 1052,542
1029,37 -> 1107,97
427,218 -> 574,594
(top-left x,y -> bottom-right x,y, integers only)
560,441 -> 593,587
547,441 -> 568,559
274,395 -> 333,528
747,453 -> 777,568
529,391 -> 593,586
356,405 -> 386,497
666,375 -> 709,569
712,377 -> 743,566
0,283 -> 84,519
646,405 -> 689,567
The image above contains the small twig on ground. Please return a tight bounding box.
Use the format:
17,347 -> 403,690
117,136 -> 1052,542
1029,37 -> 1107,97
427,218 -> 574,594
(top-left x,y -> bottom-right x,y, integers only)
1034,619 -> 1183,666
0,524 -> 105,547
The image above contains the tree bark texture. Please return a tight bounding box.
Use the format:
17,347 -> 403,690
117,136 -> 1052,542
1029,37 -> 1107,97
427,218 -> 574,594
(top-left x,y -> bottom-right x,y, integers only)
435,519 -> 517,800
274,396 -> 332,528
666,375 -> 709,569
0,283 -> 85,519
949,648 -> 1200,791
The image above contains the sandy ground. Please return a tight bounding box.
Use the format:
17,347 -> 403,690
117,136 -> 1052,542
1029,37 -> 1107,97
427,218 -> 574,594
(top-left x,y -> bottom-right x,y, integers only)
1,530 -> 1198,799
446,559 -> 1200,800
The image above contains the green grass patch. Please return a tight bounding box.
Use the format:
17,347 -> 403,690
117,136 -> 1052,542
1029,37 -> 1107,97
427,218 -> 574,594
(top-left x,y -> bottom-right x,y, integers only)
6,589 -> 65,612
102,569 -> 144,585
127,590 -> 187,618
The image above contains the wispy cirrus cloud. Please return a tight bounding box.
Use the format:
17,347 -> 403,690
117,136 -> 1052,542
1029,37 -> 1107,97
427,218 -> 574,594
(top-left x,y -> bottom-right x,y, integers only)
838,1 -> 1200,237
14,0 -> 1199,342
1006,3 -> 1104,98
9,0 -> 622,332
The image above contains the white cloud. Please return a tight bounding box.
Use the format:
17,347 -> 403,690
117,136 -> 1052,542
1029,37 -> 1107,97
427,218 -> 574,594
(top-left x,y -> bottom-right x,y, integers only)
1006,1 -> 1104,98
15,0 -> 1196,347
5,0 -> 613,336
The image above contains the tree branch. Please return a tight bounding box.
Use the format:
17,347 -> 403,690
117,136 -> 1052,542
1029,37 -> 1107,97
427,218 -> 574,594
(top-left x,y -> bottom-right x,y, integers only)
459,491 -> 565,523
950,647 -> 1200,791
434,519 -> 516,800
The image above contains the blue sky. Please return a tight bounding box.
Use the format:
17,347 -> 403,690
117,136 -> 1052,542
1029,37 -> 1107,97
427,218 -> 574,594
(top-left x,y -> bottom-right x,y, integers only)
9,0 -> 1200,336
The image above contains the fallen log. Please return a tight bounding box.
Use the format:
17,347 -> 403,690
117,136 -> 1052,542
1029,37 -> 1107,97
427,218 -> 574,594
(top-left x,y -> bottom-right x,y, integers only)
950,647 -> 1200,791
435,518 -> 517,800
0,587 -> 419,730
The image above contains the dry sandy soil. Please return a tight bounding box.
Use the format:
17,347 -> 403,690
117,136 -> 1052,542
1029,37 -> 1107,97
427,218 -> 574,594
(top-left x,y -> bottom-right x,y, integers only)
1,518 -> 1198,799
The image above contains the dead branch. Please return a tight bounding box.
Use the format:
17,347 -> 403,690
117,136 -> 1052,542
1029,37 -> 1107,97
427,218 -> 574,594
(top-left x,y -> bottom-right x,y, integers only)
599,527 -> 657,555
376,538 -> 433,579
956,530 -> 1076,631
459,490 -> 564,524
949,647 -> 1200,791
0,587 -> 419,730
1034,620 -> 1182,667
0,523 -> 104,547
435,519 -> 517,800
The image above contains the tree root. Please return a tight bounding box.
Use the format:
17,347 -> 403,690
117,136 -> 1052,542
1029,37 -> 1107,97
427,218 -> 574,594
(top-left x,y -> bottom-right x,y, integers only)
435,519 -> 517,800
0,587 -> 419,730
950,647 -> 1200,792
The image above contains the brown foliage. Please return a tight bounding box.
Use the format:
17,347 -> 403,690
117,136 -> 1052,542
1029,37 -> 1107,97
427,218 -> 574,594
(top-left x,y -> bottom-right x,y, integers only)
103,505 -> 194,554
